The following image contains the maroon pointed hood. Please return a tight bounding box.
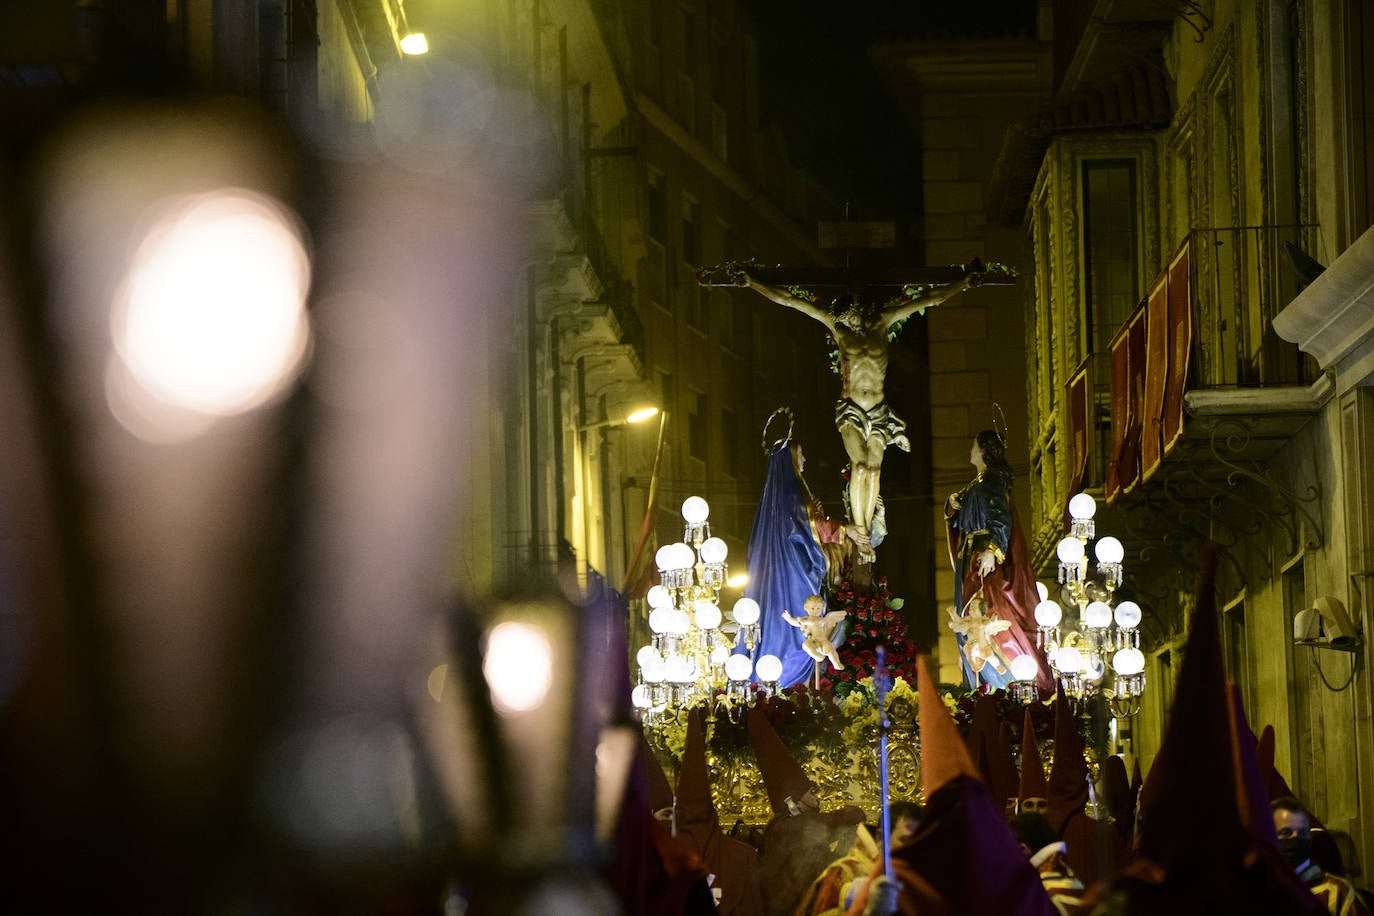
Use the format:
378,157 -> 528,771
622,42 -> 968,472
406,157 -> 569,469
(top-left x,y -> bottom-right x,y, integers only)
1018,706 -> 1049,805
747,703 -> 813,817
992,721 -> 1023,812
1227,681 -> 1278,852
1136,546 -> 1244,867
967,692 -> 1017,805
675,709 -> 719,848
640,731 -> 675,818
1046,689 -> 1089,834
1112,546 -> 1324,914
1256,724 -> 1304,811
1101,755 -> 1133,843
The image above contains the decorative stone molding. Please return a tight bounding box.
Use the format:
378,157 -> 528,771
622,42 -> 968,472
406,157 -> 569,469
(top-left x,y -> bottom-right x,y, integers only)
1272,225 -> 1374,391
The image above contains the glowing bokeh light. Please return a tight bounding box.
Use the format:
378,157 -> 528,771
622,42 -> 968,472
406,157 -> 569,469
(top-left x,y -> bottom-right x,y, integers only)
112,189 -> 311,417
482,622 -> 553,714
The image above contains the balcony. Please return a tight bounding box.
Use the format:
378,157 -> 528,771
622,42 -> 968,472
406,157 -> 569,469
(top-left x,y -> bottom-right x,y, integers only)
1042,227 -> 1327,602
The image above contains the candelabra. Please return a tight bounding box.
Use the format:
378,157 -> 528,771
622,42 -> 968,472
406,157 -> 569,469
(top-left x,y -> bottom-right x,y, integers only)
1011,492 -> 1146,717
631,496 -> 781,723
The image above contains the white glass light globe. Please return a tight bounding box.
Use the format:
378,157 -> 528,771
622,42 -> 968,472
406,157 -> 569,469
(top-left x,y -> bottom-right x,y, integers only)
1094,536 -> 1125,565
648,607 -> 672,634
1112,647 -> 1145,676
699,537 -> 728,564
1083,653 -> 1106,682
665,654 -> 695,683
1034,599 -> 1063,628
1009,653 -> 1039,682
1114,601 -> 1143,629
636,645 -> 662,668
732,598 -> 761,626
671,542 -> 697,570
1084,601 -> 1112,629
654,545 -> 675,571
1068,492 -> 1097,520
694,600 -> 723,630
725,653 -> 753,682
1036,581 -> 1049,601
631,684 -> 652,708
647,585 -> 673,609
1056,646 -> 1083,674
666,609 -> 691,635
1056,537 -> 1086,564
710,645 -> 730,666
756,654 -> 783,682
681,496 -> 710,524
641,657 -> 666,683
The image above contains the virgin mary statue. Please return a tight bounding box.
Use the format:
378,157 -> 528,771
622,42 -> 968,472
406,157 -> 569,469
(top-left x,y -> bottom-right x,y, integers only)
734,412 -> 848,687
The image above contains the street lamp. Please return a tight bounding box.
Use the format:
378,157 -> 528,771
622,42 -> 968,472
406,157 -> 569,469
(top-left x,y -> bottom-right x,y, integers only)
632,496 -> 777,724
571,406 -> 660,583
1030,492 -> 1147,717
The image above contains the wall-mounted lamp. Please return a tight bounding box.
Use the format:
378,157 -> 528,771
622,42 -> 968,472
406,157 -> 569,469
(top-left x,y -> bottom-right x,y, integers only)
400,32 -> 429,56
1294,595 -> 1362,650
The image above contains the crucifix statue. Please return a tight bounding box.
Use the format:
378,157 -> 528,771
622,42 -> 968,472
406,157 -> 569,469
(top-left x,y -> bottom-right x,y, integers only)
699,258 -> 1013,570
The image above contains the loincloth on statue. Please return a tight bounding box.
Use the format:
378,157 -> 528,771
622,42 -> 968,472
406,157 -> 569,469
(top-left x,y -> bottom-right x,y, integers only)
834,398 -> 911,452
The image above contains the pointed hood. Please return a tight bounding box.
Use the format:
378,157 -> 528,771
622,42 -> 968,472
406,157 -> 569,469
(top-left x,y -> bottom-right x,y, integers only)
675,713 -> 767,915
1136,545 -> 1245,867
1227,681 -> 1278,852
1256,724 -> 1301,807
965,691 -> 997,757
918,654 -> 979,793
1018,707 -> 1049,805
991,722 -> 1023,813
747,703 -> 813,816
846,654 -> 1056,915
965,693 -> 998,793
1101,755 -> 1133,842
675,709 -> 719,847
640,731 -> 675,818
1046,689 -> 1090,834
1110,545 -> 1324,914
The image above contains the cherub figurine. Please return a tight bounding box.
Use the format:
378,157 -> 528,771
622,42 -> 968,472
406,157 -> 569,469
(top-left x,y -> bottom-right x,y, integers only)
783,595 -> 848,686
946,595 -> 1012,681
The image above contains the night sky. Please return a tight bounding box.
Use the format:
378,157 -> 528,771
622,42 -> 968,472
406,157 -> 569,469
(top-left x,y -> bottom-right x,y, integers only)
742,0 -> 1037,226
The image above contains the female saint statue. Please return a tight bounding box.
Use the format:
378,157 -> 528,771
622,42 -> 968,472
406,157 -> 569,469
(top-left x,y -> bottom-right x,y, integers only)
946,429 -> 1051,693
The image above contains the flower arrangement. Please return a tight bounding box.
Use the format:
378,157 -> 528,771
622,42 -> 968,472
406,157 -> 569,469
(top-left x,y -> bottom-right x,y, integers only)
827,565 -> 919,695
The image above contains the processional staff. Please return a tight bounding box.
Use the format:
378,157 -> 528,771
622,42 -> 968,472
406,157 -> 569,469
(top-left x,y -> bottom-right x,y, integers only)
874,644 -> 893,883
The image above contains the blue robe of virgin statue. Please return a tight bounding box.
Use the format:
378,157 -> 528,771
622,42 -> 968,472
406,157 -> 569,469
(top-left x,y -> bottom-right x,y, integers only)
734,442 -> 830,688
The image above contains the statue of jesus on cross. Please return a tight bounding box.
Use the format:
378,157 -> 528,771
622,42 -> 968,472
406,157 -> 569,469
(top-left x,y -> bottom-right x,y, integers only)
701,259 -> 1010,566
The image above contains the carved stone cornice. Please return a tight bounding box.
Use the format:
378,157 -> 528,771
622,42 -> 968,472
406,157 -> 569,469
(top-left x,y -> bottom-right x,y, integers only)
1272,225 -> 1374,393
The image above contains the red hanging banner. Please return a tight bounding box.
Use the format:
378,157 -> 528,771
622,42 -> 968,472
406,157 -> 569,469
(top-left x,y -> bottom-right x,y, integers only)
1139,271 -> 1170,482
1104,301 -> 1143,505
1160,240 -> 1193,458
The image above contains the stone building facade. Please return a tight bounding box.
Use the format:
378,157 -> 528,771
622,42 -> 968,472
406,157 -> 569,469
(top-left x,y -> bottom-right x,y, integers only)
983,0 -> 1373,871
